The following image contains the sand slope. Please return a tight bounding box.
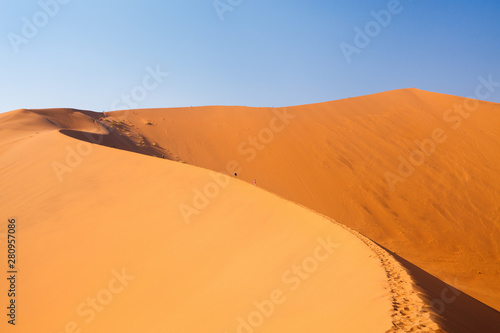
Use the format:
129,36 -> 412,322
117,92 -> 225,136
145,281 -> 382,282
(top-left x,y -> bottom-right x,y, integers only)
92,88 -> 500,312
0,110 -> 398,332
2,87 -> 500,331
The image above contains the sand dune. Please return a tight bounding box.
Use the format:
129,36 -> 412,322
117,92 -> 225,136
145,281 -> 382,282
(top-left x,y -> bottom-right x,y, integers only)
88,88 -> 500,313
1,87 -> 499,332
0,110 -> 409,332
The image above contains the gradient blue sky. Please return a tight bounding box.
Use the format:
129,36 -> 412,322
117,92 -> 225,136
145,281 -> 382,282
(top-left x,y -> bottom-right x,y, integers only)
1,0 -> 499,113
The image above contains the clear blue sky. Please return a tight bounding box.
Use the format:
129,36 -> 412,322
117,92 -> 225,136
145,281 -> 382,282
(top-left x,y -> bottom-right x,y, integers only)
1,0 -> 499,113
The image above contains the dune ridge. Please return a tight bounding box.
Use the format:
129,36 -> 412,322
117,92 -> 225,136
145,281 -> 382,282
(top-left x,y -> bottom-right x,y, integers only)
1,88 -> 500,332
0,108 -> 440,332
263,189 -> 442,332
87,88 -> 500,312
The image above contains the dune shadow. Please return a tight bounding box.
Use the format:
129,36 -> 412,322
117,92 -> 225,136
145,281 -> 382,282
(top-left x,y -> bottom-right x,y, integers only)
59,129 -> 171,160
375,243 -> 500,332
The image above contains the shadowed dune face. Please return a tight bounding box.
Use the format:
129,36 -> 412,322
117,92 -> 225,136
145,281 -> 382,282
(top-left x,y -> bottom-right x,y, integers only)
376,243 -> 500,333
0,116 -> 394,332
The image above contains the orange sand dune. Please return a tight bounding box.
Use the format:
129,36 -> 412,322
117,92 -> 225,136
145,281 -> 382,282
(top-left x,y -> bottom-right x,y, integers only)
1,87 -> 500,332
96,88 -> 500,312
0,110 -> 398,332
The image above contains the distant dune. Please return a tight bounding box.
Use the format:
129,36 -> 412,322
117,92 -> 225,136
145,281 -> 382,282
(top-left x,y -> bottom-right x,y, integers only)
1,88 -> 499,332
